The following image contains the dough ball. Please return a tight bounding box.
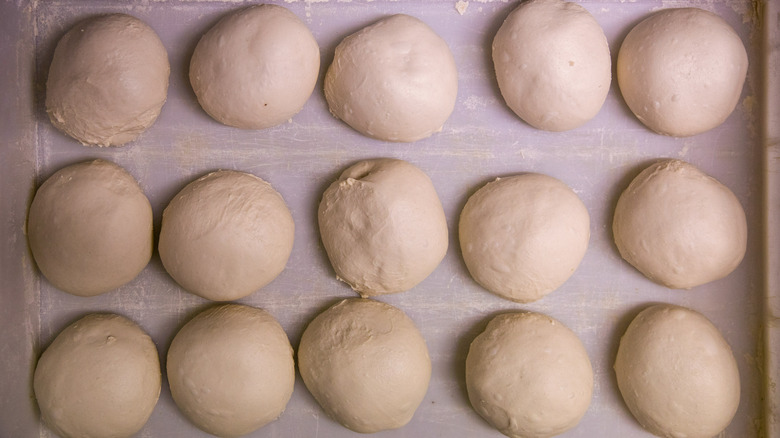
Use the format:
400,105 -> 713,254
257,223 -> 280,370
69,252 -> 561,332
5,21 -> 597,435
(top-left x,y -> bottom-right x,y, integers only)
617,8 -> 748,136
46,14 -> 169,146
298,298 -> 431,433
167,304 -> 294,437
615,304 -> 740,437
159,170 -> 294,301
27,159 -> 153,297
318,158 -> 448,296
459,173 -> 590,303
466,312 -> 593,438
190,4 -> 320,129
34,314 -> 161,438
493,0 -> 611,131
613,159 -> 747,289
324,14 -> 458,142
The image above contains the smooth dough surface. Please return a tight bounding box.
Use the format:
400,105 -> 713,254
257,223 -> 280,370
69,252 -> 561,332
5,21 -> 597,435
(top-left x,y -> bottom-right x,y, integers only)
493,0 -> 611,131
167,304 -> 295,437
298,298 -> 431,433
34,314 -> 161,438
190,4 -> 320,129
617,7 -> 748,136
158,170 -> 294,301
324,14 -> 458,142
613,159 -> 747,289
614,304 -> 740,438
318,158 -> 448,296
459,173 -> 590,303
46,14 -> 169,146
27,159 -> 153,297
466,312 -> 593,438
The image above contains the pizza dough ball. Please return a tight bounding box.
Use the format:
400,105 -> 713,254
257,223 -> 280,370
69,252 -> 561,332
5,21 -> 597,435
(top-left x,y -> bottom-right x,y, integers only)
167,304 -> 294,437
190,4 -> 320,129
318,158 -> 448,296
466,312 -> 593,438
615,304 -> 740,437
34,314 -> 161,438
617,8 -> 748,136
27,159 -> 153,297
493,0 -> 611,131
46,14 -> 169,146
298,298 -> 431,433
459,174 -> 590,303
324,14 -> 458,142
613,159 -> 747,289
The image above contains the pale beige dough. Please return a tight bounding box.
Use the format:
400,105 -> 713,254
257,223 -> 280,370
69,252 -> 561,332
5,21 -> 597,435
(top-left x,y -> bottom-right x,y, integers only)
324,14 -> 458,142
46,14 -> 169,146
298,298 -> 431,433
466,312 -> 593,438
318,158 -> 448,296
158,170 -> 294,301
167,304 -> 295,437
493,0 -> 611,131
617,7 -> 748,136
27,159 -> 153,297
614,304 -> 740,438
613,159 -> 747,289
34,314 -> 161,438
459,173 -> 590,303
190,4 -> 320,129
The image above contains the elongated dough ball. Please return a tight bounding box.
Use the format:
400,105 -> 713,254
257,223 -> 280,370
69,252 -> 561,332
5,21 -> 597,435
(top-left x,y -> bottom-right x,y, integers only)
324,14 -> 458,142
493,0 -> 611,131
34,314 -> 161,438
466,312 -> 593,438
318,158 -> 448,296
298,298 -> 431,433
617,8 -> 748,136
615,304 -> 740,437
158,170 -> 294,301
46,14 -> 169,146
190,4 -> 320,129
167,304 -> 295,437
613,159 -> 747,289
27,159 -> 153,297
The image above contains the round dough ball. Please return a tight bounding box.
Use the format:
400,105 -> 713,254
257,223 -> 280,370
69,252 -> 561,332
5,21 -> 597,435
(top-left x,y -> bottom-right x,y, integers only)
459,173 -> 590,303
158,170 -> 294,301
318,158 -> 448,296
167,304 -> 294,437
27,159 -> 153,297
46,14 -> 169,146
324,14 -> 458,142
190,4 -> 320,129
466,312 -> 593,438
613,159 -> 747,289
34,313 -> 161,438
493,0 -> 611,131
298,298 -> 431,433
615,304 -> 740,437
617,8 -> 748,136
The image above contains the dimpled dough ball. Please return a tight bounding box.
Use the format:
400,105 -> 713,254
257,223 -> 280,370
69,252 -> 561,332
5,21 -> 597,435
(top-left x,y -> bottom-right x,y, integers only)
27,159 -> 153,297
158,170 -> 294,301
34,314 -> 161,438
298,298 -> 431,433
167,304 -> 295,437
615,304 -> 740,437
466,312 -> 594,438
493,0 -> 611,131
324,14 -> 458,142
46,14 -> 169,146
190,4 -> 320,129
617,8 -> 748,136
